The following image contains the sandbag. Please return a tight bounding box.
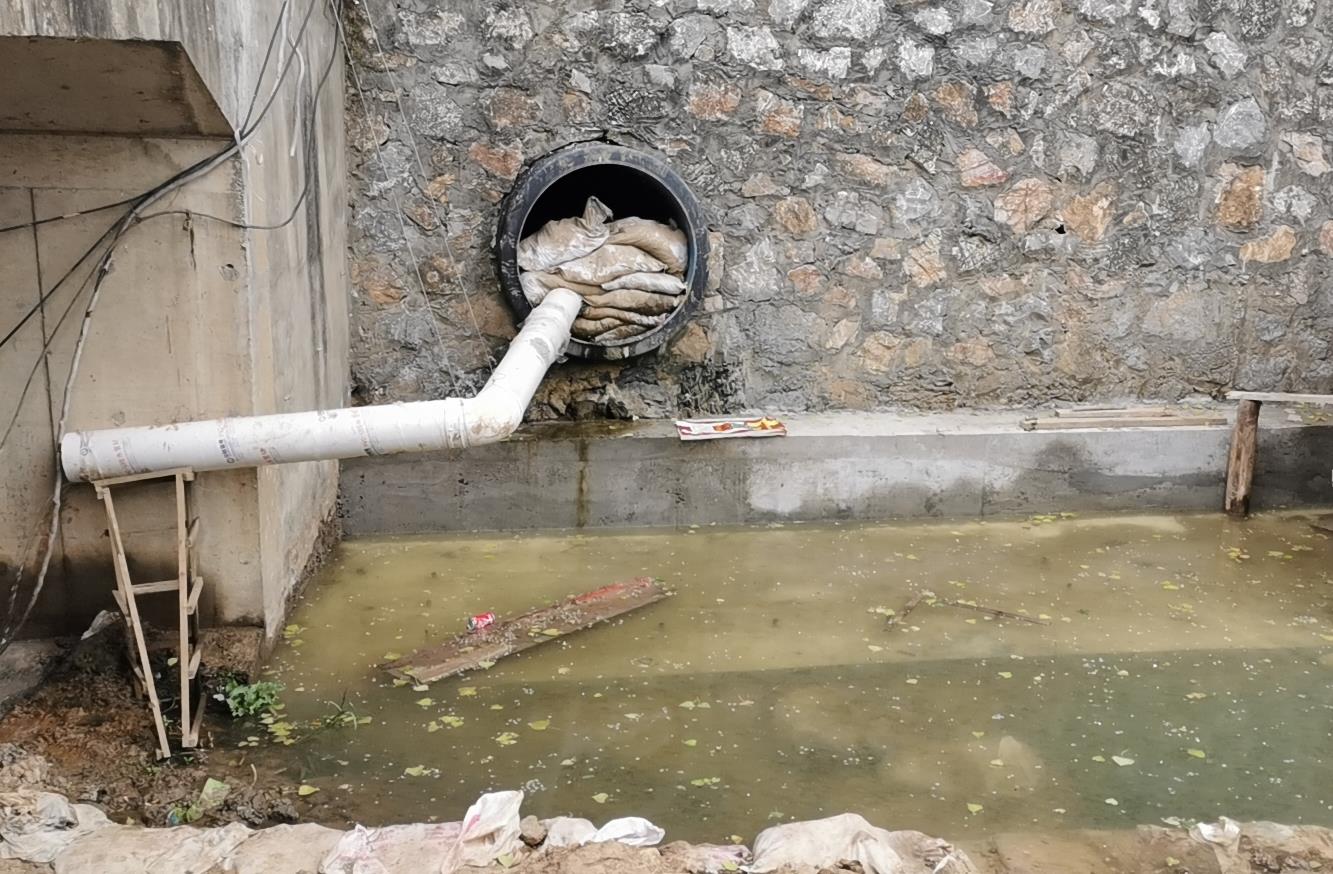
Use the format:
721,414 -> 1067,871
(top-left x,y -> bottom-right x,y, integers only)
573,317 -> 630,339
553,245 -> 666,286
519,272 -> 550,307
601,271 -> 687,294
581,307 -> 670,328
539,816 -> 664,850
594,324 -> 649,342
517,197 -> 613,272
606,217 -> 688,274
522,271 -> 605,297
582,289 -> 681,314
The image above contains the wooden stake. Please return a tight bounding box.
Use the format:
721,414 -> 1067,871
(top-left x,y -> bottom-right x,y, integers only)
1224,399 -> 1261,518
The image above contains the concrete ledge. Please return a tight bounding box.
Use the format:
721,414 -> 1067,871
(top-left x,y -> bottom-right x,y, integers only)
339,411 -> 1333,534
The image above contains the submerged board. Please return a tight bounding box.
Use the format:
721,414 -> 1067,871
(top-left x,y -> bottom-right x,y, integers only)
384,577 -> 670,683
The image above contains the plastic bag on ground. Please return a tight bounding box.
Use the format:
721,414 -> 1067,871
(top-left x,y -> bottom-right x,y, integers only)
590,816 -> 665,847
0,790 -> 110,863
606,217 -> 688,274
747,814 -> 974,874
539,815 -> 664,850
582,289 -> 681,314
454,789 -> 524,867
553,245 -> 666,286
517,197 -> 613,272
601,272 -> 687,294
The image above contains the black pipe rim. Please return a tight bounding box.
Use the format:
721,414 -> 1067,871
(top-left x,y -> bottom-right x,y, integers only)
493,142 -> 709,361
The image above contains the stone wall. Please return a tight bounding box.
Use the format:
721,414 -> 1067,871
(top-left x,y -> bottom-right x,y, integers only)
346,0 -> 1333,418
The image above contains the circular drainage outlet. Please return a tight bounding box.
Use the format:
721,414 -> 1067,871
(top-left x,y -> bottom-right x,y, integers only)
493,142 -> 709,361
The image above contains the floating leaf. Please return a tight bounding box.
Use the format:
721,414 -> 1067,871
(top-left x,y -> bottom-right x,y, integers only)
458,687 -> 477,697
297,784 -> 319,796
905,678 -> 919,685
1105,798 -> 1119,806
560,759 -> 576,767
971,731 -> 985,739
1091,755 -> 1106,763
689,777 -> 722,787
415,697 -> 434,708
412,684 -> 430,692
997,671 -> 1013,679
867,645 -> 884,653
403,766 -> 428,777
541,628 -> 561,637
528,719 -> 550,731
966,803 -> 984,814
1185,692 -> 1208,700
592,792 -> 609,804
489,704 -> 505,711
1187,748 -> 1207,759
426,721 -> 441,733
382,651 -> 402,661
478,660 -> 496,669
440,715 -> 464,728
989,759 -> 1004,767
683,739 -> 698,747
1111,756 -> 1135,767
495,732 -> 519,746
391,678 -> 409,687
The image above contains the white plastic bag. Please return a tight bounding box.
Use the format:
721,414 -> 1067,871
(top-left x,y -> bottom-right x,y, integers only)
453,790 -> 524,868
539,815 -> 664,850
517,197 -> 613,272
591,817 -> 665,847
606,217 -> 688,274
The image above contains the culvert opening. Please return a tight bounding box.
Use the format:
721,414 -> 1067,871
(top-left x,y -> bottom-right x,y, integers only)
494,143 -> 709,361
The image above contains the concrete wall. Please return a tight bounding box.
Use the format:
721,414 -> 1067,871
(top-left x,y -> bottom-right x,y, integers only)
340,412 -> 1333,534
345,0 -> 1332,420
0,4 -> 348,638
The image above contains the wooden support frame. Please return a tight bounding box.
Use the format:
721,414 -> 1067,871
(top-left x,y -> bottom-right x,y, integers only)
93,468 -> 204,759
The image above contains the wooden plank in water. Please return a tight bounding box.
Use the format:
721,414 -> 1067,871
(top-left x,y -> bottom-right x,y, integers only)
385,577 -> 670,683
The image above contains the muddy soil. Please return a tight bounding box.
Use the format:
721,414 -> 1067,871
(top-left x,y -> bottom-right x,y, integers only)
0,624 -> 305,829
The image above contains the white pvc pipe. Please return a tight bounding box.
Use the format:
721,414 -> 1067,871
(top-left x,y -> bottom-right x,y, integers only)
59,290 -> 583,483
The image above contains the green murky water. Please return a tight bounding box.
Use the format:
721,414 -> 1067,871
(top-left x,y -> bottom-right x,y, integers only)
235,512 -> 1333,842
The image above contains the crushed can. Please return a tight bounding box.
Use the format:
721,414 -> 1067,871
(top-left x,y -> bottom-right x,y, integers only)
467,611 -> 496,632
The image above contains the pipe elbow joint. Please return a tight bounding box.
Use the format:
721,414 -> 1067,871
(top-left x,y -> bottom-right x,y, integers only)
452,390 -> 525,448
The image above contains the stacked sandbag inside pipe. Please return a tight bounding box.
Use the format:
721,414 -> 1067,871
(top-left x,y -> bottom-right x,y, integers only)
516,197 -> 688,344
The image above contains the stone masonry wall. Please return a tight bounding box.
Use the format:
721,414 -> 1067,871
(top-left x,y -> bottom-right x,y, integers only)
345,0 -> 1333,418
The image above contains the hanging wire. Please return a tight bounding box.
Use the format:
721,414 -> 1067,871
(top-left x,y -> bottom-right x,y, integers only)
353,0 -> 497,369
330,0 -> 464,397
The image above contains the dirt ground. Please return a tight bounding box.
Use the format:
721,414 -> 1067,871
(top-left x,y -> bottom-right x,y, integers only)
0,623 -> 304,829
